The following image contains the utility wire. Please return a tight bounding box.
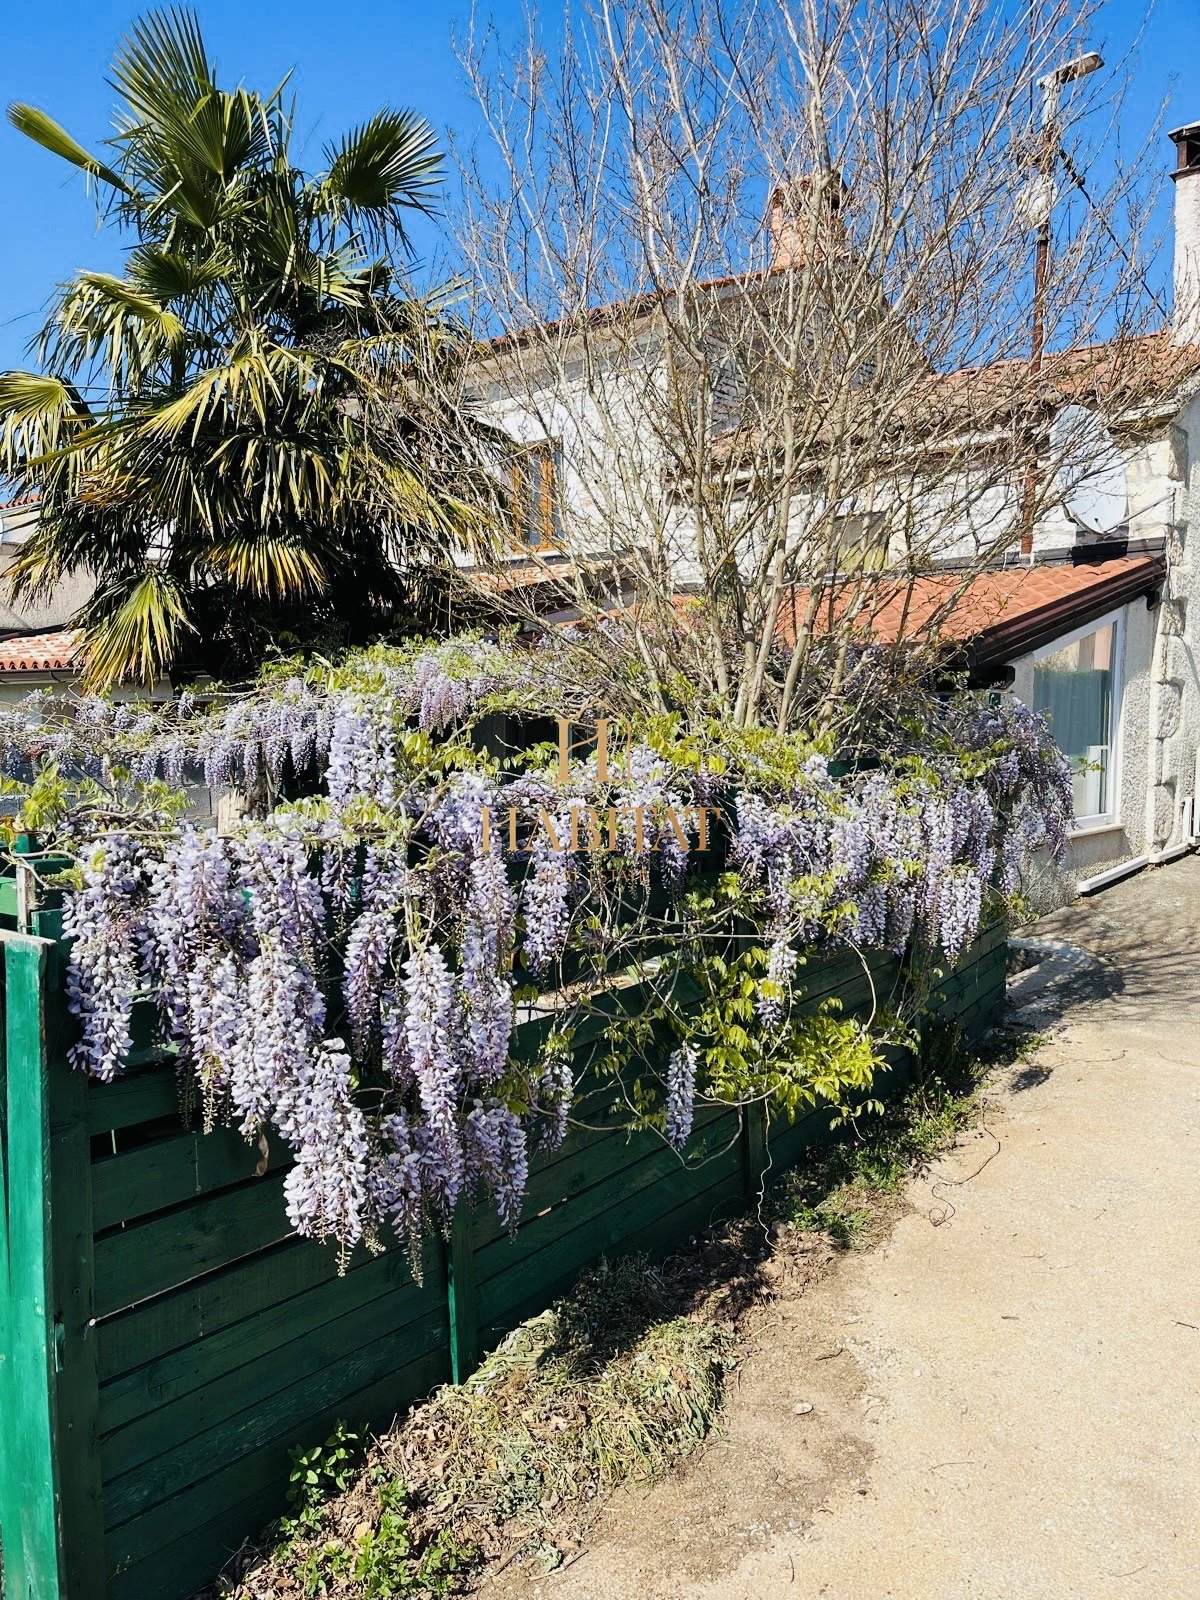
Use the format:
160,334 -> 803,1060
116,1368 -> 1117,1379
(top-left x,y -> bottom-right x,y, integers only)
1056,143 -> 1172,322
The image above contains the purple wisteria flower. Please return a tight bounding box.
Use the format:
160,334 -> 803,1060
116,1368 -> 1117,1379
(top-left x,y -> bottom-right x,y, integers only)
665,1042 -> 698,1150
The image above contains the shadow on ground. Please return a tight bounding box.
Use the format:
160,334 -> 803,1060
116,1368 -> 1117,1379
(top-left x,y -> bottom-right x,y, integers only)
1011,854 -> 1200,1030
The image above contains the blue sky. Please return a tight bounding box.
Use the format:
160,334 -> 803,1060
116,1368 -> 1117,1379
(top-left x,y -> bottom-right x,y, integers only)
0,0 -> 1197,373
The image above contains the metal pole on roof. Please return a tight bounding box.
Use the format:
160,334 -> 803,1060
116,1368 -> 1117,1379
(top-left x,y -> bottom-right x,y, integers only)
1016,51 -> 1104,557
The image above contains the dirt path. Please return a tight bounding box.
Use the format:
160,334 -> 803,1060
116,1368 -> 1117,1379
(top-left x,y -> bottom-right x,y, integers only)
485,859 -> 1200,1600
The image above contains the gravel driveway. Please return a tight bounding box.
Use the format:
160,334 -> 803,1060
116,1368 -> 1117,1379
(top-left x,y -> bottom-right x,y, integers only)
490,857 -> 1200,1600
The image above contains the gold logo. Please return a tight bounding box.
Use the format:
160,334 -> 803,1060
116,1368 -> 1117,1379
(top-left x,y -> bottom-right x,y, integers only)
481,718 -> 718,856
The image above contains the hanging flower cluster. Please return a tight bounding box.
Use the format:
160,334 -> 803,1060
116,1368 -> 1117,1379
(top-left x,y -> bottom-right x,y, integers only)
9,639 -> 1072,1260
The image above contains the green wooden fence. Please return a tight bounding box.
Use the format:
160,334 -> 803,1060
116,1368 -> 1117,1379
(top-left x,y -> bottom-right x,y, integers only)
0,906 -> 1007,1600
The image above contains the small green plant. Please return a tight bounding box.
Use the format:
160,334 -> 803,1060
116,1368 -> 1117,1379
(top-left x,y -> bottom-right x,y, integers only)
788,1191 -> 874,1247
300,1540 -> 352,1593
294,1479 -> 478,1599
281,1422 -> 365,1540
779,1032 -> 985,1247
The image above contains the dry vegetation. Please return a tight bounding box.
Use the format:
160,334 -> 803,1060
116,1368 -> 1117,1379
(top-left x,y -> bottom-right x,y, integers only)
213,1024 -> 1030,1600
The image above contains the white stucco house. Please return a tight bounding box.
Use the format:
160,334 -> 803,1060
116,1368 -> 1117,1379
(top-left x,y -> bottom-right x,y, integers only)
0,493 -> 88,702
468,124 -> 1200,894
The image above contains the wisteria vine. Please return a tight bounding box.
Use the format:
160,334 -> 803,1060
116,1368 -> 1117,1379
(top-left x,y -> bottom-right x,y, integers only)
5,635 -> 1073,1263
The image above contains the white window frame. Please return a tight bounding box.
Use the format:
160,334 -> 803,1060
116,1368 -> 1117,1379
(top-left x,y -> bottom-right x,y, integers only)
1028,604 -> 1125,836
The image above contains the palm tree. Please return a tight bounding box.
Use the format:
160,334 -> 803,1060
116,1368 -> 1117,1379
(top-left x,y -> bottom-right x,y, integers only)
0,7 -> 500,684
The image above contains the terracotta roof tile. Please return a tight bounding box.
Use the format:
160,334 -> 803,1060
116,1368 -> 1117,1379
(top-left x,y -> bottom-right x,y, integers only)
0,629 -> 81,672
776,556 -> 1164,659
709,332 -> 1200,467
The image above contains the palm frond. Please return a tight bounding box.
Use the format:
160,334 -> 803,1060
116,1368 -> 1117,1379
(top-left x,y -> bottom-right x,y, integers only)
45,273 -> 184,396
0,372 -> 87,469
7,104 -> 129,192
202,532 -> 326,598
78,566 -> 194,686
127,244 -> 228,302
108,7 -> 213,122
321,109 -> 442,246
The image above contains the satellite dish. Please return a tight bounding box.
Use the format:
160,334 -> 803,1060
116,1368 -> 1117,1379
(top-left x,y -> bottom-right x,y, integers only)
1049,404 -> 1127,534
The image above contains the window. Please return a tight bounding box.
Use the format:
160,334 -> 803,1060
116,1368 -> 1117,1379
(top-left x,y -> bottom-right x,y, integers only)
830,512 -> 888,573
1031,615 -> 1121,824
510,441 -> 561,550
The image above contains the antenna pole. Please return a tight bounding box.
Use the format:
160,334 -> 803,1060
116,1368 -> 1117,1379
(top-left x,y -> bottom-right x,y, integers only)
1017,50 -> 1103,557
1018,142 -> 1053,557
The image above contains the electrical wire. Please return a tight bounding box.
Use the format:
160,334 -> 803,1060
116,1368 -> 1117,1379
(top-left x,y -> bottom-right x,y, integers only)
1055,143 -> 1172,322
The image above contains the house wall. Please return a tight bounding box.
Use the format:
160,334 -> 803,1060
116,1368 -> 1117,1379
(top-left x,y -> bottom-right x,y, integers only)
1151,392 -> 1200,848
1001,403 -> 1200,890
0,504 -> 97,632
471,329 -> 675,572
476,326 -> 1200,898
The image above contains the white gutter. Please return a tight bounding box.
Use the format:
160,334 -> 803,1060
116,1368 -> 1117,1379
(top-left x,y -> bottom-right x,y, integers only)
1076,855 -> 1149,895
1148,841 -> 1196,866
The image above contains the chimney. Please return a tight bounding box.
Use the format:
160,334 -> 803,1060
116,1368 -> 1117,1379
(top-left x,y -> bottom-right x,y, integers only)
1169,121 -> 1200,345
767,172 -> 848,270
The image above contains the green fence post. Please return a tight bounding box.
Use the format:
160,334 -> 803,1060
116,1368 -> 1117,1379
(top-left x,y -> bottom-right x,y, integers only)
45,944 -> 106,1600
0,930 -> 106,1600
742,1101 -> 769,1205
445,1205 -> 479,1384
0,933 -> 64,1600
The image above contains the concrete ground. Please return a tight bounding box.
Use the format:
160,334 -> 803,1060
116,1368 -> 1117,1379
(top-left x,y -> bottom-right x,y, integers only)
490,856 -> 1200,1600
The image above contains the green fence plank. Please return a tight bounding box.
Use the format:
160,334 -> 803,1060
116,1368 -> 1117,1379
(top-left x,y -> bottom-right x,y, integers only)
86,1066 -> 184,1137
45,994 -> 107,1600
0,934 -> 64,1600
473,1098 -> 731,1251
91,1123 -> 281,1232
98,1245 -> 428,1435
0,875 -> 19,922
92,1171 -> 296,1319
599,1165 -> 749,1267
105,1479 -> 287,1600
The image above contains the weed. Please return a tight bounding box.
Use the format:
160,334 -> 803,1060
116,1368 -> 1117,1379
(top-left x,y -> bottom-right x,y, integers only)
778,1027 -> 987,1247
348,1505 -> 475,1598
292,1479 -> 477,1598
281,1423 -> 365,1541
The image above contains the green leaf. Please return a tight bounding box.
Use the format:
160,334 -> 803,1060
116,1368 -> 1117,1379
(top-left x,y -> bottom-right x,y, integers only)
7,103 -> 130,191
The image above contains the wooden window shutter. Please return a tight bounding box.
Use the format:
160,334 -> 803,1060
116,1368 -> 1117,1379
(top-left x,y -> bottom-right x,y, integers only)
537,447 -> 556,548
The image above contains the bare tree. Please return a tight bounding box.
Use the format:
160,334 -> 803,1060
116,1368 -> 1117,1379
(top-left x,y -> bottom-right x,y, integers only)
451,0 -> 1168,739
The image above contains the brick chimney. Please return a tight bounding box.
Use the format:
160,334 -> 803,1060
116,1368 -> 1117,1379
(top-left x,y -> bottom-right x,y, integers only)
1169,121 -> 1200,345
767,172 -> 848,269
